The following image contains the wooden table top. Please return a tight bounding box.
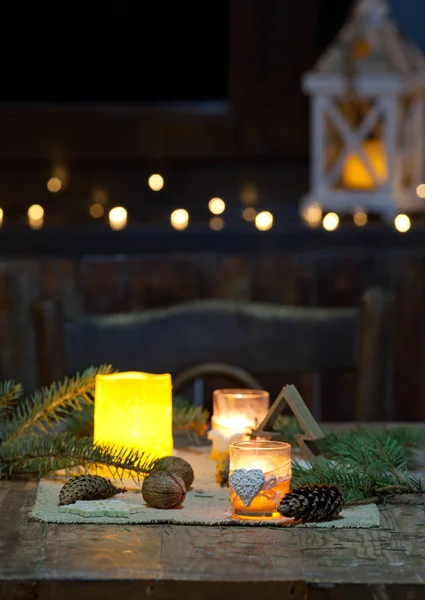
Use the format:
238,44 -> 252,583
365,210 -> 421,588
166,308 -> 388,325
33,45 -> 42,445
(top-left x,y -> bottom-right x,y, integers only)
1,432 -> 425,600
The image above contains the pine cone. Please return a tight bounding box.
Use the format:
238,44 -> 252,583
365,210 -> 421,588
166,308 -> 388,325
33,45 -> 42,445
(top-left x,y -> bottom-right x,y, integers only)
278,484 -> 344,523
59,475 -> 127,506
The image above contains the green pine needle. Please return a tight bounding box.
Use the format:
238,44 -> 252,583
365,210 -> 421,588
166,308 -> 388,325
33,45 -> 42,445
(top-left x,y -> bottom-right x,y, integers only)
0,381 -> 23,422
0,432 -> 158,480
292,429 -> 421,504
1,365 -> 112,443
172,396 -> 209,438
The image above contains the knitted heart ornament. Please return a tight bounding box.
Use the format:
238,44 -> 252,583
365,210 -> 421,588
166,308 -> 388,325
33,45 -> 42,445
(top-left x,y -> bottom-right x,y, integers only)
229,468 -> 265,507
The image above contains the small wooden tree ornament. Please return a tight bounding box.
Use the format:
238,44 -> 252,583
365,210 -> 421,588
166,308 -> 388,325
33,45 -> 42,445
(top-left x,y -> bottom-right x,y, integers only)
251,385 -> 325,458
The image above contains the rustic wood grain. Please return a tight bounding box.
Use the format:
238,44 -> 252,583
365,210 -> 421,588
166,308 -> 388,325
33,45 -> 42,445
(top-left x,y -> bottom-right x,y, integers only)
393,258 -> 425,421
51,300 -> 368,392
36,580 -> 306,600
39,524 -> 163,581
0,481 -> 46,580
1,424 -> 425,599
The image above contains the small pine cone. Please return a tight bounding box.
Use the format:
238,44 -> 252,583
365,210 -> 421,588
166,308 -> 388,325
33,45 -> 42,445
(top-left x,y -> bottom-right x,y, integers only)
278,484 -> 344,523
59,475 -> 127,506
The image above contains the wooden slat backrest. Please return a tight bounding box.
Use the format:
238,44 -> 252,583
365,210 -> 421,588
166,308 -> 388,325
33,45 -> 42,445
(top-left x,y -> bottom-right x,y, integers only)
64,301 -> 360,375
32,289 -> 393,420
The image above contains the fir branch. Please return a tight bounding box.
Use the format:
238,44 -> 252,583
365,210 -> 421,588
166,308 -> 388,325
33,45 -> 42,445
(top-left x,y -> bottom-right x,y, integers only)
0,381 -> 23,421
65,404 -> 94,438
172,396 -> 209,438
0,433 -> 158,479
291,430 -> 422,505
2,365 -> 112,443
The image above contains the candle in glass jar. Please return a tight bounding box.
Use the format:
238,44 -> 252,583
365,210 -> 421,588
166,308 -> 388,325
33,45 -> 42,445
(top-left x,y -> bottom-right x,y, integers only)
208,389 -> 269,458
229,440 -> 291,520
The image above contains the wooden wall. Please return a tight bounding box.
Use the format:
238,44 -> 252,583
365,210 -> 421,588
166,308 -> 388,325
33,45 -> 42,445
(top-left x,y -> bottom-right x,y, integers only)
1,247 -> 425,422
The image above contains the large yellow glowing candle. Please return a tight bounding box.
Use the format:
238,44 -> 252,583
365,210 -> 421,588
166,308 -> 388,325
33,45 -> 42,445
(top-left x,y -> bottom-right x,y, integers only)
94,372 -> 173,458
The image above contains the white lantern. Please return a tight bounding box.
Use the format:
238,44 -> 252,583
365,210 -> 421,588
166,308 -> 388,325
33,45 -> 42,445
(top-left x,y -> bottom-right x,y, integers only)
300,0 -> 425,220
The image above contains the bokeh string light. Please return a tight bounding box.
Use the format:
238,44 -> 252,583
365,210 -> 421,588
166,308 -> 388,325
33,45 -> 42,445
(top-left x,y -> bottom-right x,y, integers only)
170,208 -> 189,230
322,212 -> 339,231
28,204 -> 44,230
47,177 -> 62,193
243,207 -> 257,222
209,216 -> 224,231
394,214 -> 411,233
208,197 -> 226,215
90,203 -> 105,219
255,211 -> 273,231
301,204 -> 322,228
148,174 -> 164,191
109,206 -> 127,231
416,184 -> 425,199
353,210 -> 368,227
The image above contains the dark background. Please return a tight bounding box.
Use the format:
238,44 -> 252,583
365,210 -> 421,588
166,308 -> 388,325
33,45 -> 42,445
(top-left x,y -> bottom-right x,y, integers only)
0,0 -> 356,105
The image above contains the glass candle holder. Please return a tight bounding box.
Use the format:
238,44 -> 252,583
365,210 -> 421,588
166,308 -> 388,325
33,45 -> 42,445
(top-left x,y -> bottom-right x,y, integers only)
94,371 -> 173,459
208,389 -> 269,458
229,440 -> 291,520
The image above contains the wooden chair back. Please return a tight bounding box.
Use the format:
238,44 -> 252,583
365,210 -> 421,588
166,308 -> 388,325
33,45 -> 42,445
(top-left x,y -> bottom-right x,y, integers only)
32,289 -> 393,420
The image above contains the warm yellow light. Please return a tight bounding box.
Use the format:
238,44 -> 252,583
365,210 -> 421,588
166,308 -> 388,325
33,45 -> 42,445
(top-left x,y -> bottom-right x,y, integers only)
343,140 -> 387,190
302,203 -> 322,228
416,184 -> 425,198
394,214 -> 411,233
0,208 -> 3,226
229,440 -> 291,519
243,207 -> 257,222
47,177 -> 62,193
255,211 -> 273,231
28,204 -> 44,220
29,217 -> 44,230
109,206 -> 127,230
148,174 -> 164,191
94,372 -> 173,459
171,208 -> 189,230
353,211 -> 368,226
209,216 -> 224,231
323,212 -> 339,231
90,203 -> 105,218
208,197 -> 225,215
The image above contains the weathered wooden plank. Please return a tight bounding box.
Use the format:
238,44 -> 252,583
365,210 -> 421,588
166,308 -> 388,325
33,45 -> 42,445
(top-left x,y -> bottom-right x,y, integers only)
299,503 -> 425,585
0,266 -> 14,382
315,256 -> 364,421
40,260 -> 81,319
307,583 -> 425,600
0,482 -> 46,580
160,525 -> 301,580
39,524 -> 163,581
0,582 -> 37,600
78,259 -> 132,314
393,258 -> 425,421
36,580 -> 306,600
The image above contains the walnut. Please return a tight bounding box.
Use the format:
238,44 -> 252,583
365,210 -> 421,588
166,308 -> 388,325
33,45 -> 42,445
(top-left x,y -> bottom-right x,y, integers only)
153,456 -> 194,489
142,472 -> 186,509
